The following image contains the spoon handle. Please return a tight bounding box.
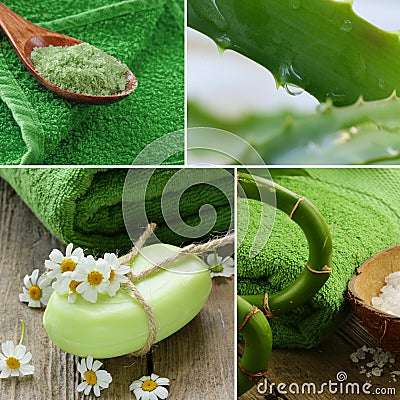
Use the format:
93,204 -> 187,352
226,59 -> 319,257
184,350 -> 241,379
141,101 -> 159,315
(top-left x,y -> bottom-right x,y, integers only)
0,3 -> 43,58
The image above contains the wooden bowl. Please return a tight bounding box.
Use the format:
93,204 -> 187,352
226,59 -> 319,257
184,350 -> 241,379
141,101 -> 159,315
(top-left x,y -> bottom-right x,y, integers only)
348,245 -> 400,354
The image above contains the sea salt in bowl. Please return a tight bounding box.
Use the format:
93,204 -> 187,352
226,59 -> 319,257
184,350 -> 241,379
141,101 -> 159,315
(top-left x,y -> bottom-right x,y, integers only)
348,245 -> 400,354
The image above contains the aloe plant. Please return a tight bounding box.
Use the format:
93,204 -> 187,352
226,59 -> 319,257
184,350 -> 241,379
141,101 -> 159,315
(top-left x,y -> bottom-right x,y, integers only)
188,1 -> 400,164
188,0 -> 400,106
188,97 -> 400,164
237,173 -> 332,395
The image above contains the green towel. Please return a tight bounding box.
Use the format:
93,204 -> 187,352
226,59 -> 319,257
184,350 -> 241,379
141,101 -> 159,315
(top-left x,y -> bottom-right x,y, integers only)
238,169 -> 400,348
0,168 -> 233,253
0,0 -> 184,165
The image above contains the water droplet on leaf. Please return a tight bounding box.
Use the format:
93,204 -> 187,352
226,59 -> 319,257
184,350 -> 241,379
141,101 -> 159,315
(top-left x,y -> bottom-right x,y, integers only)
379,79 -> 386,90
215,33 -> 232,51
278,63 -> 304,96
283,83 -> 304,96
340,20 -> 352,32
350,52 -> 367,83
326,90 -> 346,103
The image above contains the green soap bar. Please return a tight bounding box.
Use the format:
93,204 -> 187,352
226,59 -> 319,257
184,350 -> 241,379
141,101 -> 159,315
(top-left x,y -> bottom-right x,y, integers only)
43,244 -> 212,358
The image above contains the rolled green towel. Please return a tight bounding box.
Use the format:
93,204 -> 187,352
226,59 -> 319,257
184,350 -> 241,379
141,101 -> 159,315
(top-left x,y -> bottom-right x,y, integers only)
238,169 -> 400,348
0,0 -> 184,165
0,168 -> 233,253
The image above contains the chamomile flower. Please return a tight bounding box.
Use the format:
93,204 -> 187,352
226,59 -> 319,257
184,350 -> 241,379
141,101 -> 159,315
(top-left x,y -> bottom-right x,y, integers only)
0,322 -> 34,379
45,243 -> 84,280
102,253 -> 130,297
129,373 -> 170,400
19,269 -> 53,308
77,356 -> 112,397
71,256 -> 110,303
206,251 -> 234,278
52,272 -> 82,304
0,341 -> 34,378
66,280 -> 82,303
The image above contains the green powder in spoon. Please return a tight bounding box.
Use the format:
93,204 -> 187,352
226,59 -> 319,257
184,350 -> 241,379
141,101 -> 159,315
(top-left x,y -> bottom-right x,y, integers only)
30,43 -> 129,96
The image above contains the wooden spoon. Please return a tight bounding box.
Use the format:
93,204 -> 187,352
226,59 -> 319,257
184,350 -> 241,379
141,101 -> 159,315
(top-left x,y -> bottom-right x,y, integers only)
0,2 -> 137,105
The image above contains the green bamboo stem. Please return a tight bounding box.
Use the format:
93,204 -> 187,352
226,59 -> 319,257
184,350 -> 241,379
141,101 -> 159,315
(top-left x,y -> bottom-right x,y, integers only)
188,0 -> 400,106
237,172 -> 332,316
237,295 -> 272,397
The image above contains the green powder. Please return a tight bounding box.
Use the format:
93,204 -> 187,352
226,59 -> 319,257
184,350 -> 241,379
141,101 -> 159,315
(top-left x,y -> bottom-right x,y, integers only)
30,43 -> 129,96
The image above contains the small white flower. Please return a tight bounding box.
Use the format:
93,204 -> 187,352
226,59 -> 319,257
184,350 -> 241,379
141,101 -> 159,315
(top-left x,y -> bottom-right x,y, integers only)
101,253 -> 130,297
77,356 -> 112,397
71,256 -> 110,303
206,251 -> 234,278
51,267 -> 83,304
0,340 -> 34,378
19,269 -> 53,307
53,274 -> 82,304
129,373 -> 169,400
45,243 -> 84,280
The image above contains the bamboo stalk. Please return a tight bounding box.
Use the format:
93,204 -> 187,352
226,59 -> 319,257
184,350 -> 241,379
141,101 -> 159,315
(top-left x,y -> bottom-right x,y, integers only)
237,295 -> 272,396
236,173 -> 333,396
237,172 -> 332,317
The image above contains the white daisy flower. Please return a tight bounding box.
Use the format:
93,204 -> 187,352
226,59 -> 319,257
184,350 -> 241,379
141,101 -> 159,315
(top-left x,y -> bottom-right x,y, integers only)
0,340 -> 34,378
71,256 -> 110,303
45,243 -> 84,280
206,251 -> 234,278
129,373 -> 170,400
102,253 -> 130,297
66,280 -> 82,303
77,355 -> 112,397
51,268 -> 83,303
53,274 -> 82,304
19,269 -> 53,308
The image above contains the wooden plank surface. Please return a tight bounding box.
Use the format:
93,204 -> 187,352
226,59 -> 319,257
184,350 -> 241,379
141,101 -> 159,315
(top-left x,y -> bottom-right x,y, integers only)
0,178 -> 234,400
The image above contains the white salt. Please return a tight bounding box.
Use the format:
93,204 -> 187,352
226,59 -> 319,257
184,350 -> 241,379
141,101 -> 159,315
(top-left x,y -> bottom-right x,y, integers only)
371,367 -> 383,377
350,346 -> 398,378
350,353 -> 360,362
371,271 -> 400,317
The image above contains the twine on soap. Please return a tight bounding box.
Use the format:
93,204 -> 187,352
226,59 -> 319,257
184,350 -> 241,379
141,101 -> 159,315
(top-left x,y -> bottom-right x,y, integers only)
124,223 -> 234,356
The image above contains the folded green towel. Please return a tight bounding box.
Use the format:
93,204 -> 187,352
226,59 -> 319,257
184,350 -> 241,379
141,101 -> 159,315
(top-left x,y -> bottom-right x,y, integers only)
0,168 -> 233,253
0,0 -> 184,165
238,169 -> 400,348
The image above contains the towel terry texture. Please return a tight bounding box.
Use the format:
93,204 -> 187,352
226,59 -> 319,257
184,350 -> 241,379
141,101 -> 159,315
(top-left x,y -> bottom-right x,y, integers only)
0,168 -> 233,253
238,169 -> 400,349
0,0 -> 184,165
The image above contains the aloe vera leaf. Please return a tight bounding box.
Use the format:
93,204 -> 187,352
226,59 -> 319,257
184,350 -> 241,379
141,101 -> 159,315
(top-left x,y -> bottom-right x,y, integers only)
238,173 -> 332,316
188,0 -> 400,106
237,295 -> 272,396
188,97 -> 400,164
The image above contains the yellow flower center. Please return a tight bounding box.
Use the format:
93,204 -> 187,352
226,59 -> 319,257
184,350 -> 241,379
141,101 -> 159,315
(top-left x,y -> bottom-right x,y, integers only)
109,269 -> 115,282
69,280 -> 81,293
28,285 -> 42,300
61,258 -> 76,273
88,271 -> 103,286
142,380 -> 158,392
6,356 -> 20,370
84,370 -> 97,385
